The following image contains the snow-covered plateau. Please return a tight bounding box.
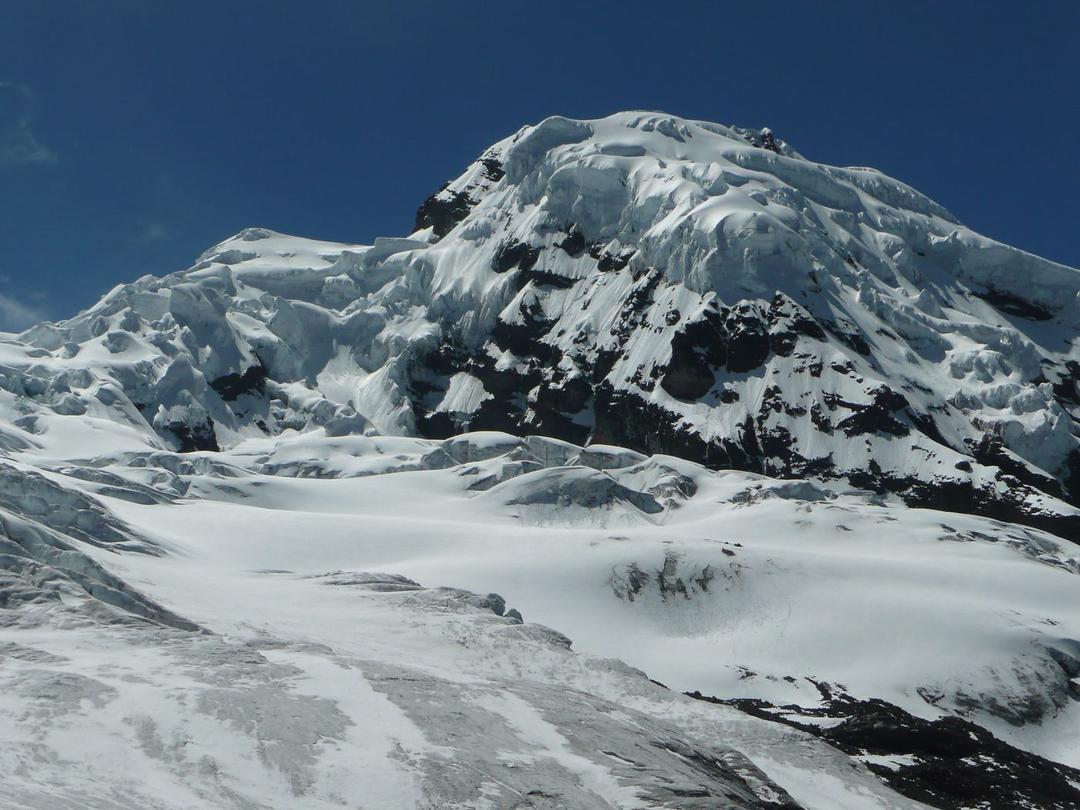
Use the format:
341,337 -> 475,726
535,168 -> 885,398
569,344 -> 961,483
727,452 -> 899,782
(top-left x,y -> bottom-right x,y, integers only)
2,112 -> 1080,809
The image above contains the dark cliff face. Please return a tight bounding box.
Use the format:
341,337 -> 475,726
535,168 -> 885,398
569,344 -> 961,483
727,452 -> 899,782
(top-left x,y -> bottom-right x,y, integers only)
689,684 -> 1080,810
399,190 -> 1080,539
403,268 -> 1080,539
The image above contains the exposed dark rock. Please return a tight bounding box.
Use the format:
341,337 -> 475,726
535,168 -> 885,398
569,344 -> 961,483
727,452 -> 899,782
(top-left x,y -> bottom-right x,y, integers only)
590,244 -> 636,272
809,403 -> 833,433
415,187 -> 473,238
832,386 -> 911,438
909,410 -> 949,448
660,309 -> 725,400
520,267 -> 577,290
492,315 -> 558,363
167,417 -> 219,453
724,304 -> 771,373
1051,361 -> 1080,405
1064,448 -> 1080,506
557,227 -> 587,257
972,434 -> 1066,500
482,593 -> 506,616
848,460 -> 1080,540
594,382 -> 755,470
610,562 -> 651,602
654,554 -> 714,600
688,687 -> 1080,810
210,362 -> 268,402
821,321 -> 874,356
660,364 -> 714,400
479,157 -> 505,182
529,369 -> 591,440
492,241 -> 541,274
768,294 -> 826,357
758,129 -> 782,154
976,288 -> 1054,321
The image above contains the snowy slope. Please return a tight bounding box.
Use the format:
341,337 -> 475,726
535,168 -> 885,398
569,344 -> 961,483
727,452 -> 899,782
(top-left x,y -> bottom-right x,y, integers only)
1,428 -> 1079,808
2,111 -> 1080,808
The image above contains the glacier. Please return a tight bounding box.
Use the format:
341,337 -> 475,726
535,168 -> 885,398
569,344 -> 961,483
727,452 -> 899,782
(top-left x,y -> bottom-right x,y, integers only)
1,111 -> 1079,809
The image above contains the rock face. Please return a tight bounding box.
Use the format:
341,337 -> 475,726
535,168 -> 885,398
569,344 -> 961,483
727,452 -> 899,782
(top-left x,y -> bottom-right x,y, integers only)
5,111 -> 1080,539
691,686 -> 1080,810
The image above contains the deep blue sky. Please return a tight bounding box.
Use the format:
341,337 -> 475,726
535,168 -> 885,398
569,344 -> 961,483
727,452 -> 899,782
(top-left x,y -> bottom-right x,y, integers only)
1,1 -> 1077,329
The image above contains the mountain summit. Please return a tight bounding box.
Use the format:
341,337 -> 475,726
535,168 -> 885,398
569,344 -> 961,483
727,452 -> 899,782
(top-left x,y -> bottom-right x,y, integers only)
15,111 -> 1080,537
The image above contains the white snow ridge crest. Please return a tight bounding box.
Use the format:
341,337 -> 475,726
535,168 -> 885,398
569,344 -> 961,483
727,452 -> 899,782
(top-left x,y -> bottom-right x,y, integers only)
1,112 -> 1079,809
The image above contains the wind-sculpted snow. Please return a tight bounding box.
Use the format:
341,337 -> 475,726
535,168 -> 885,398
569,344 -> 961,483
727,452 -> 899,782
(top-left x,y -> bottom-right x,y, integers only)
4,111 -> 1079,537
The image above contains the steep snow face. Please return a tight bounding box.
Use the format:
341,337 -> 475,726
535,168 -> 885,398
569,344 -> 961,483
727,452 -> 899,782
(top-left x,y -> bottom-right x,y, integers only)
5,112 -> 1080,539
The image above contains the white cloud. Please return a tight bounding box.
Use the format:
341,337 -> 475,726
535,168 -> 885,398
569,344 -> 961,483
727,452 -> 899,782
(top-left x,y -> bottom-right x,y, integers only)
0,290 -> 49,332
133,220 -> 176,243
0,81 -> 58,168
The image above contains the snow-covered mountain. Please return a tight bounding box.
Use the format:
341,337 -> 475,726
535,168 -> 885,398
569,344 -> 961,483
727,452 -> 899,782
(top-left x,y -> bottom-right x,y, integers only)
13,112 -> 1080,537
2,112 -> 1080,809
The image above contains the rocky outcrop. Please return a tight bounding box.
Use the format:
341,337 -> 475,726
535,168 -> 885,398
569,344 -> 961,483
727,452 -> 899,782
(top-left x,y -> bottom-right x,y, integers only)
691,685 -> 1080,810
